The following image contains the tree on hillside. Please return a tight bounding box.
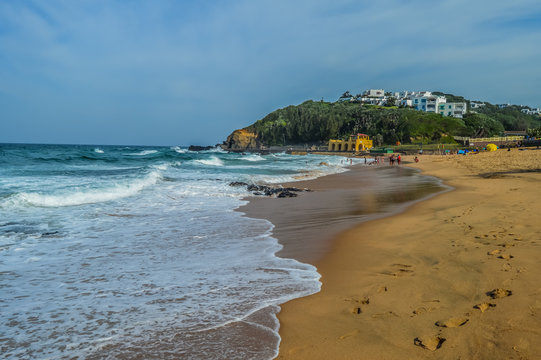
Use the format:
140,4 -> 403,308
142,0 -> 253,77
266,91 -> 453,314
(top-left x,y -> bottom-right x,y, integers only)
385,97 -> 397,107
460,113 -> 504,137
339,91 -> 352,100
527,126 -> 541,138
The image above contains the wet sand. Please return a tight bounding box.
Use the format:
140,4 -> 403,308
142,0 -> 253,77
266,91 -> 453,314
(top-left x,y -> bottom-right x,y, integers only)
243,149 -> 541,359
240,164 -> 446,265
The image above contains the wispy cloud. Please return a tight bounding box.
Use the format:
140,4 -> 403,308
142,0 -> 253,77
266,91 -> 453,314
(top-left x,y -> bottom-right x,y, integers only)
0,0 -> 540,145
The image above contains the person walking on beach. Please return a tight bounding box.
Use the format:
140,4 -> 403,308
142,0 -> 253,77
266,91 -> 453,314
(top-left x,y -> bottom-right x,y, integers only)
397,154 -> 401,165
389,154 -> 395,165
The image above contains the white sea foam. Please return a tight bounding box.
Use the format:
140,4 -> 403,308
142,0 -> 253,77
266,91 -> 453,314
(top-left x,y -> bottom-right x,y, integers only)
171,146 -> 187,154
94,148 -> 104,154
200,146 -> 225,153
241,154 -> 265,162
151,163 -> 169,171
6,171 -> 162,208
127,150 -> 158,156
194,156 -> 224,167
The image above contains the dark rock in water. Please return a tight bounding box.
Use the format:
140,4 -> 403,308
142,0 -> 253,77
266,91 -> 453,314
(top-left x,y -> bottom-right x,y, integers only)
188,145 -> 215,151
281,187 -> 303,192
277,191 -> 298,198
237,183 -> 311,197
247,184 -> 264,192
229,181 -> 249,187
41,231 -> 60,237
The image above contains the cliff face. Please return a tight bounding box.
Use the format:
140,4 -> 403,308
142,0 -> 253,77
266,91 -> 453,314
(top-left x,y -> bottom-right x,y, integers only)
221,129 -> 261,151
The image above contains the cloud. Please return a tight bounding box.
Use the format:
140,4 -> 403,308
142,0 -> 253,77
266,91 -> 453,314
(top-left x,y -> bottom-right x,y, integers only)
0,0 -> 540,145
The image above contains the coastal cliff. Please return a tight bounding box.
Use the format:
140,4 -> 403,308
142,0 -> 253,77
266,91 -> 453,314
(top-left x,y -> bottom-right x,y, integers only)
221,128 -> 261,151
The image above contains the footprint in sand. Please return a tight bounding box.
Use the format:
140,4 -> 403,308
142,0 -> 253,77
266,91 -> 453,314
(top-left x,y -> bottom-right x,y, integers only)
474,303 -> 496,313
435,317 -> 469,328
498,254 -> 514,260
345,296 -> 370,304
381,264 -> 414,277
414,336 -> 445,351
338,330 -> 359,340
486,288 -> 512,299
346,296 -> 369,315
371,311 -> 399,319
351,307 -> 362,314
487,249 -> 502,255
412,307 -> 428,316
412,300 -> 441,316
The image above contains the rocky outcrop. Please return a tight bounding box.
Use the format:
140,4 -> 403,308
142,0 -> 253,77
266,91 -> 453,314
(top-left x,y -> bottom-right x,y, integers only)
221,129 -> 261,151
229,182 -> 312,198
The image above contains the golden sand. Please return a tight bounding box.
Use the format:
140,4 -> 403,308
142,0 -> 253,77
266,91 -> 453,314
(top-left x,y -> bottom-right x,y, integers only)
276,149 -> 541,359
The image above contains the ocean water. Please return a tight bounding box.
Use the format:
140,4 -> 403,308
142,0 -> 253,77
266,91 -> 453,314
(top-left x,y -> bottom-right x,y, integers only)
0,144 -> 368,359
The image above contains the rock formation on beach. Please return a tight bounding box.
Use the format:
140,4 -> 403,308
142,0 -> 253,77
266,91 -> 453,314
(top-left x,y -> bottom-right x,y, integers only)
221,129 -> 261,151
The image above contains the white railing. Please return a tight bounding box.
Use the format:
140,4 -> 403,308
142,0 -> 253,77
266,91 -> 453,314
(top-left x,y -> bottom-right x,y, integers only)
453,136 -> 525,142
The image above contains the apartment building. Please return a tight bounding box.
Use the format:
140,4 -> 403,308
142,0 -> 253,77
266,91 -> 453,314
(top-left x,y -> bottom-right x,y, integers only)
438,102 -> 467,118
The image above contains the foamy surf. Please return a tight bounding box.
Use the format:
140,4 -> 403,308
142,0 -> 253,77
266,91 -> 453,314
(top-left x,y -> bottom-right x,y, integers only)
194,156 -> 224,166
127,149 -> 159,156
4,171 -> 162,208
241,154 -> 265,162
171,146 -> 187,154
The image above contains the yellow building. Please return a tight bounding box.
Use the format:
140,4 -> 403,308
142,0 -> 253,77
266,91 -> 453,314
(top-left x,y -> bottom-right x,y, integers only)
328,134 -> 373,152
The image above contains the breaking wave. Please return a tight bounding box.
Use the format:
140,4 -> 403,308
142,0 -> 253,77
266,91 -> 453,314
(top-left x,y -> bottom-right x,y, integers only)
2,171 -> 162,208
194,156 -> 224,167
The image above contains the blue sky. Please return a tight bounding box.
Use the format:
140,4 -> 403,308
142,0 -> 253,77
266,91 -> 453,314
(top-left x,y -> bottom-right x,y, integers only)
1,0 -> 540,146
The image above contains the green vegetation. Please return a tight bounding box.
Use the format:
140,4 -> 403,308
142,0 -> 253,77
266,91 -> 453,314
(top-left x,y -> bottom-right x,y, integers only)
432,91 -> 540,131
245,96 -> 541,147
475,104 -> 540,131
527,126 -> 541,138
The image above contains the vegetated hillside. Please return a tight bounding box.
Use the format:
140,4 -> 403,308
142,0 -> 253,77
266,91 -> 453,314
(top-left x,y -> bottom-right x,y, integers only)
433,92 -> 541,131
245,100 -> 540,147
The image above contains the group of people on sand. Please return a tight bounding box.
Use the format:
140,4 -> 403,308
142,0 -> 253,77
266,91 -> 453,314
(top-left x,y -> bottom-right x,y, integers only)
342,153 -> 421,165
389,154 -> 401,165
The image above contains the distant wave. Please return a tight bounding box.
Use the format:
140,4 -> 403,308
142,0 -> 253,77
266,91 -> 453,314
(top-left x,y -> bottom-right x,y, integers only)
171,146 -> 187,154
194,156 -> 224,167
127,150 -> 159,156
94,148 -> 104,154
3,171 -> 162,208
241,154 -> 265,162
200,147 -> 225,153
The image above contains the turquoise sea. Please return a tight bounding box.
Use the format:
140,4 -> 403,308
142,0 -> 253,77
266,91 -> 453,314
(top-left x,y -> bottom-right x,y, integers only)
0,144 -> 366,359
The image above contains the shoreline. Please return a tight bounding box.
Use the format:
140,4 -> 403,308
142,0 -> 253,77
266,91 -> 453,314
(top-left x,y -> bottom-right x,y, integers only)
242,149 -> 541,359
239,162 -> 446,265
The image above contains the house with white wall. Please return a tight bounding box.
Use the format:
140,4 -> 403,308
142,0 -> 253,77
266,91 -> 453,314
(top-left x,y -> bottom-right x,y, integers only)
470,101 -> 485,109
521,108 -> 541,115
410,94 -> 447,114
363,89 -> 385,98
438,102 -> 467,118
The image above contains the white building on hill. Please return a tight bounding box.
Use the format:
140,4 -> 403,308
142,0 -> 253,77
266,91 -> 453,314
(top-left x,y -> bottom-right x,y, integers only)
356,88 -> 468,118
363,89 -> 385,97
521,108 -> 541,115
438,102 -> 467,118
411,93 -> 447,113
470,101 -> 485,109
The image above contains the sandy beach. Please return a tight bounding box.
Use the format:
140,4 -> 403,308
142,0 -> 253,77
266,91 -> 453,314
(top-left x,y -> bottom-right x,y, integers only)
244,148 -> 541,359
